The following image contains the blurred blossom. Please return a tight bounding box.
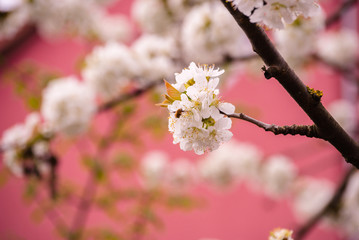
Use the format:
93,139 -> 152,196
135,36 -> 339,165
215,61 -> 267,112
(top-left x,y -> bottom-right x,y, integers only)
131,0 -> 173,35
0,3 -> 30,40
30,0 -> 132,41
32,140 -> 49,158
132,34 -> 180,83
229,0 -> 320,29
82,42 -> 136,100
274,10 -> 325,68
269,228 -> 294,240
181,2 -> 252,64
165,158 -> 197,190
336,171 -> 359,238
41,77 -> 96,136
140,151 -> 169,188
292,177 -> 334,221
261,155 -> 297,198
1,113 -> 41,176
198,140 -> 262,187
316,30 -> 359,68
0,0 -> 24,11
328,99 -> 356,134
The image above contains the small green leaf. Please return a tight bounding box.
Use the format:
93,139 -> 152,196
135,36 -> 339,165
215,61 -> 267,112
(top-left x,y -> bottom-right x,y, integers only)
27,96 -> 41,110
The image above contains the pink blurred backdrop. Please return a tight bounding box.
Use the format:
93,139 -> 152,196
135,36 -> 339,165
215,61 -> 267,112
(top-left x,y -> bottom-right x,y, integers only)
0,0 -> 358,239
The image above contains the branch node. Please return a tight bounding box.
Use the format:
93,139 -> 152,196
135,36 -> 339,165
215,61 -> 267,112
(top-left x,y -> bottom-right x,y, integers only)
306,86 -> 323,102
262,65 -> 280,79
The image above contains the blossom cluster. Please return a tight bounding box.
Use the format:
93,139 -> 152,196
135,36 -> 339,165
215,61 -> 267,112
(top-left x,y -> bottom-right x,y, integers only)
228,0 -> 320,29
1,113 -> 50,177
0,0 -> 132,41
159,62 -> 235,155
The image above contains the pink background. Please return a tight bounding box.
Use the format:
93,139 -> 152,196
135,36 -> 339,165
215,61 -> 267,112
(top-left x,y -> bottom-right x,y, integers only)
0,1 -> 357,239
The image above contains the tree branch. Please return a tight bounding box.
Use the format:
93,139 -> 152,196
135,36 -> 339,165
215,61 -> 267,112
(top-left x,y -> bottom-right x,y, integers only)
295,167 -> 357,240
220,0 -> 359,169
227,112 -> 320,138
325,0 -> 359,27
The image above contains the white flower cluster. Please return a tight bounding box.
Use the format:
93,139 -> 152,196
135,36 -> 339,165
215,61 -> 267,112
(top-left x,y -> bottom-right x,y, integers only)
274,10 -> 325,68
181,2 -> 252,64
0,0 -> 30,40
328,99 -> 356,134
292,177 -> 334,221
335,172 -> 359,238
269,228 -> 294,240
261,155 -> 297,197
131,0 -> 253,65
82,42 -> 137,100
132,34 -> 180,83
41,77 -> 96,136
1,113 -> 42,176
160,62 -> 235,155
316,29 -> 359,68
228,0 -> 320,29
198,140 -> 263,187
140,151 -> 196,190
0,0 -> 132,41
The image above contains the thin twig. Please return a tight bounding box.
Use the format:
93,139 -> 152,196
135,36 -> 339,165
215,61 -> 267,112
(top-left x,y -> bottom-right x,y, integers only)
97,80 -> 163,113
227,112 -> 321,138
220,0 -> 359,169
35,194 -> 68,235
295,167 -> 357,240
325,0 -> 359,27
69,173 -> 96,240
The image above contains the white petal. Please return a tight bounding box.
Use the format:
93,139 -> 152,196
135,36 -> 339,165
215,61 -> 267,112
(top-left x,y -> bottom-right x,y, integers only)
219,102 -> 235,114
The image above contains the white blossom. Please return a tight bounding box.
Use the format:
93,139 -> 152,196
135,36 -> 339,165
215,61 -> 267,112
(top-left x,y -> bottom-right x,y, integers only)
181,2 -> 252,63
261,155 -> 297,197
274,10 -> 325,67
82,42 -> 136,100
140,151 -> 169,188
336,172 -> 359,238
41,77 -> 96,136
1,113 -> 41,177
229,0 -> 321,29
328,99 -> 356,134
131,0 -> 173,35
132,34 -> 179,83
316,29 -> 358,68
198,140 -> 262,187
32,141 -> 49,158
269,228 -> 294,240
162,63 -> 235,155
30,0 -> 131,41
93,14 -> 133,42
292,177 -> 334,221
0,3 -> 30,40
165,158 -> 197,190
227,0 -> 263,16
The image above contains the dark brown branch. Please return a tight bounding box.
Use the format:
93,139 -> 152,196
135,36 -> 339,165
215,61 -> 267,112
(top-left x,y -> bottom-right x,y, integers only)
227,112 -> 320,138
220,0 -> 359,169
325,0 -> 359,27
97,79 -> 162,112
295,167 -> 357,240
0,25 -> 36,67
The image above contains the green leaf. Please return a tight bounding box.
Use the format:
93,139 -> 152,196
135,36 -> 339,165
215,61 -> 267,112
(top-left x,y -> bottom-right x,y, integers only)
0,168 -> 10,187
23,179 -> 38,202
113,153 -> 135,171
26,96 -> 41,110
